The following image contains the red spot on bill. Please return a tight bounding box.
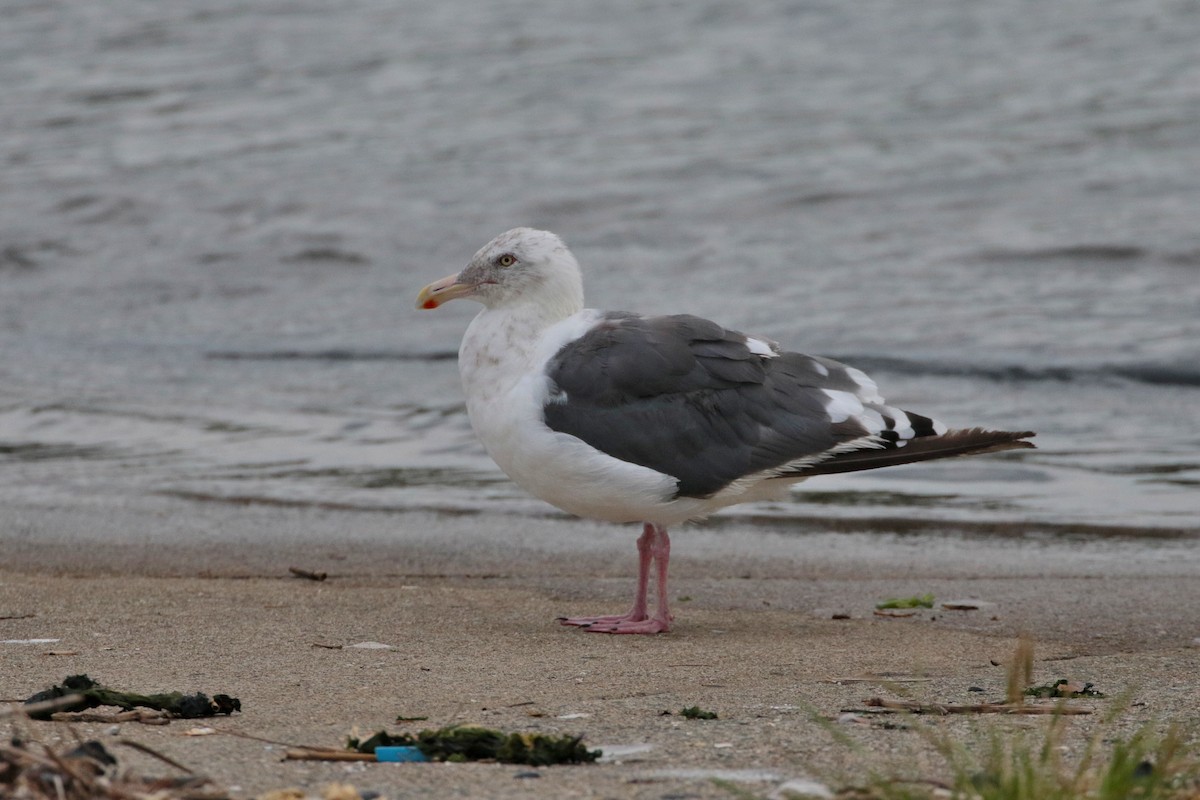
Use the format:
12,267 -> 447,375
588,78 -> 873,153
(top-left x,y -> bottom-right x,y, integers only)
422,298 -> 439,309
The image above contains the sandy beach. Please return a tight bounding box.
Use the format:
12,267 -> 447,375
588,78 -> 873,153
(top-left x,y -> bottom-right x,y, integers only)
3,501 -> 1198,798
5,1 -> 1200,796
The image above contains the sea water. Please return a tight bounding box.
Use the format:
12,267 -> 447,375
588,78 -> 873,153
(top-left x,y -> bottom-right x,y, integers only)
2,0 -> 1197,537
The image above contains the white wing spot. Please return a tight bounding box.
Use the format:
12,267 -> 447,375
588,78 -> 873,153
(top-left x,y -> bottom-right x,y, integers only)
821,389 -> 865,424
745,337 -> 778,358
843,366 -> 883,403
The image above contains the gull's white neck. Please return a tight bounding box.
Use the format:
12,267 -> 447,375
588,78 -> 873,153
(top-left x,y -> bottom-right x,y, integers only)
459,276 -> 585,402
459,298 -> 599,483
459,260 -> 585,389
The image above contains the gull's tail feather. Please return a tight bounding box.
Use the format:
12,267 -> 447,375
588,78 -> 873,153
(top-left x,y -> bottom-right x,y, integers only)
781,428 -> 1036,479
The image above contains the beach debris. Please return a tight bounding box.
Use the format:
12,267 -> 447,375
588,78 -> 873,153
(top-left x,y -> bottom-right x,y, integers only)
284,748 -> 376,763
767,777 -> 834,799
679,706 -> 718,720
395,714 -> 429,722
659,768 -> 780,782
872,609 -> 918,618
288,566 -> 328,581
822,674 -> 933,684
347,641 -> 393,650
940,598 -> 992,610
875,594 -> 934,609
595,743 -> 654,763
375,746 -> 427,762
23,674 -> 241,721
345,724 -> 600,765
863,697 -> 1091,715
2,638 -> 61,645
0,612 -> 36,621
52,708 -> 174,725
0,735 -> 227,799
1024,679 -> 1106,698
259,784 -> 373,800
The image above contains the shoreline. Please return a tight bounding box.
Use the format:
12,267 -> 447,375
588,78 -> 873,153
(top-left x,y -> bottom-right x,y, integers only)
3,504 -> 1199,797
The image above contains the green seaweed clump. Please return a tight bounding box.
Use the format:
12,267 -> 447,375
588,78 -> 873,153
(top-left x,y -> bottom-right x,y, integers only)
875,593 -> 935,609
348,724 -> 600,766
24,674 -> 241,721
680,706 -> 718,720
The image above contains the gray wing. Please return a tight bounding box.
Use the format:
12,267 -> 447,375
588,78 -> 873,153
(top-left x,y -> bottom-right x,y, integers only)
542,313 -> 939,498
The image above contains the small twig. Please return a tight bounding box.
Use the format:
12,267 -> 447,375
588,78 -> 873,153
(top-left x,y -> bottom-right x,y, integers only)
51,709 -> 172,725
864,697 -> 1091,715
0,612 -> 36,620
193,727 -> 300,749
288,566 -> 328,582
0,693 -> 86,719
823,676 -> 934,684
284,747 -> 376,762
41,743 -> 96,788
119,738 -> 196,774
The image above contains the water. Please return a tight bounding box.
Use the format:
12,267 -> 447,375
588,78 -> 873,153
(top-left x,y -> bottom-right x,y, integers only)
2,0 -> 1198,538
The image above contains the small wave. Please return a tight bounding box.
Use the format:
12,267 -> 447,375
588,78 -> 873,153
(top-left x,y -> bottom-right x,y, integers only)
0,442 -> 122,462
975,244 -> 1146,263
205,349 -> 457,361
281,248 -> 370,265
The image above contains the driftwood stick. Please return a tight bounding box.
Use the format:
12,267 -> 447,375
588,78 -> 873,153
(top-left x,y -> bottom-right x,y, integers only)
284,747 -> 377,762
0,694 -> 86,719
864,697 -> 1092,715
288,567 -> 328,581
51,709 -> 172,724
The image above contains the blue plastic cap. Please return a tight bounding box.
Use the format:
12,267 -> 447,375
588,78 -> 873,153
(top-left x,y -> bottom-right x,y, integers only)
375,746 -> 428,763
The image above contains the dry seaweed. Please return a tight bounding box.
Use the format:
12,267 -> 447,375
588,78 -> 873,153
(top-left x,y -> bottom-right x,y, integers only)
0,736 -> 226,799
863,697 -> 1092,715
347,724 -> 600,765
1024,678 -> 1106,698
24,674 -> 241,721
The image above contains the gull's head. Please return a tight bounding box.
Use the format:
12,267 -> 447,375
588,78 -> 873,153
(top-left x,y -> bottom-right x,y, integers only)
416,228 -> 584,315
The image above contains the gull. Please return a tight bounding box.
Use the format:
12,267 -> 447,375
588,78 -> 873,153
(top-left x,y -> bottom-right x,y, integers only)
416,228 -> 1034,634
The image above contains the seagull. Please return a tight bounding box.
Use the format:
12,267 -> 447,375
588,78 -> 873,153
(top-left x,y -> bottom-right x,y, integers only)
416,228 -> 1035,634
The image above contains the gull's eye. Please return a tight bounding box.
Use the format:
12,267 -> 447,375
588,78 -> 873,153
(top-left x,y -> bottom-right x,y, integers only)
495,253 -> 517,267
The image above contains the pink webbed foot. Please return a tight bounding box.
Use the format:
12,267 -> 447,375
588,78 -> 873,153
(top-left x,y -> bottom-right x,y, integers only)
558,523 -> 674,635
557,613 -> 671,635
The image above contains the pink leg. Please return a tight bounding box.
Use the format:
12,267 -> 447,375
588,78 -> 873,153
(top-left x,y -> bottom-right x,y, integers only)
558,523 -> 673,634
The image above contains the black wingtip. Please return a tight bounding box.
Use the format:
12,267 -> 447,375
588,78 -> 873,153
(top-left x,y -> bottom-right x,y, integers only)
781,427 -> 1037,479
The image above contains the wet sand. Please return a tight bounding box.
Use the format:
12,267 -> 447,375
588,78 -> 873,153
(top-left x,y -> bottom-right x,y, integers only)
3,502 -> 1199,798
